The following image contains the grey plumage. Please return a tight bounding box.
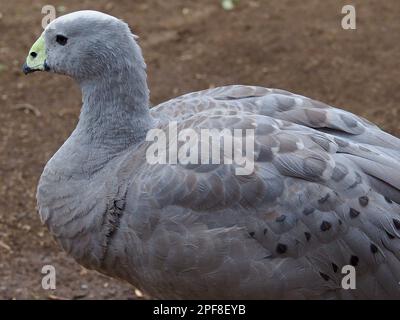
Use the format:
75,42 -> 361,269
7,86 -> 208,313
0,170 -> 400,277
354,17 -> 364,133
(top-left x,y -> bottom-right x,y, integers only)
31,11 -> 400,299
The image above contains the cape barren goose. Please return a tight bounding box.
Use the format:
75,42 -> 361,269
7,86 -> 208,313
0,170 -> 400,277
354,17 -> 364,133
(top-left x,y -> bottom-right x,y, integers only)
23,10 -> 400,299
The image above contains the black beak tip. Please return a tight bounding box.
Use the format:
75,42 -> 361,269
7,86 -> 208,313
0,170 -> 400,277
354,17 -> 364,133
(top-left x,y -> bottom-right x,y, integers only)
22,63 -> 33,75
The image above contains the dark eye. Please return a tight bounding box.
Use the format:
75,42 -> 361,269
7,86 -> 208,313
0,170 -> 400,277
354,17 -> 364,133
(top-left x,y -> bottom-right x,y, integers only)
56,35 -> 68,46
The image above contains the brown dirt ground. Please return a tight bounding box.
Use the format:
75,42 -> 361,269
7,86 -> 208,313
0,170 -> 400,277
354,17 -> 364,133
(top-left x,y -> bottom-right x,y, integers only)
0,0 -> 399,299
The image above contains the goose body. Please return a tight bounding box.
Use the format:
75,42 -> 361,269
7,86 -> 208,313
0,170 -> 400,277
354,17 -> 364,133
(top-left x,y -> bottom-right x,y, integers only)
25,11 -> 400,299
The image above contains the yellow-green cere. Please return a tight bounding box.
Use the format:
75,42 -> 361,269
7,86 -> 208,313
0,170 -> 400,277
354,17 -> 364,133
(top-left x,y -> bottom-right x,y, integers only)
26,34 -> 47,70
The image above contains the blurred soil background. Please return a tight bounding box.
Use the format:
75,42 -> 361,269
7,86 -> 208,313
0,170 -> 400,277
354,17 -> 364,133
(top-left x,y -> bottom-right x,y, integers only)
0,0 -> 399,299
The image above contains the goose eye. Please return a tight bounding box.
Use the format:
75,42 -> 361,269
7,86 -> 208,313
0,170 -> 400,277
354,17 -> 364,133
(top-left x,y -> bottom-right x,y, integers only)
56,35 -> 68,46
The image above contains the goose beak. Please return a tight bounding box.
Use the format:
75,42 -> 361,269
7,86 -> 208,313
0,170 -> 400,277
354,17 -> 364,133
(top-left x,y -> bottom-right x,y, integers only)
23,34 -> 49,74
